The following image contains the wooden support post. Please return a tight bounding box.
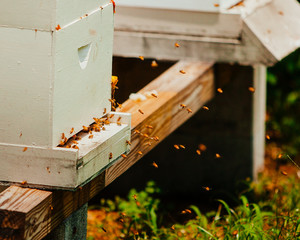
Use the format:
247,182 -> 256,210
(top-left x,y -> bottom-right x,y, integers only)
43,204 -> 87,240
253,64 -> 267,179
0,61 -> 214,239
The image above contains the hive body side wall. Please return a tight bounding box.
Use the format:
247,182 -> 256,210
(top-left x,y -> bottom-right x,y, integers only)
0,27 -> 54,147
52,4 -> 113,146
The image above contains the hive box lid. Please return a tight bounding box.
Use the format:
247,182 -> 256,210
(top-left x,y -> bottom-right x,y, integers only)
0,0 -> 110,31
117,0 -> 242,12
114,0 -> 300,65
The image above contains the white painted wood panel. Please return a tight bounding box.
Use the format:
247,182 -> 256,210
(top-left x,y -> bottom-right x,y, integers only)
0,113 -> 131,189
115,7 -> 242,39
116,0 -> 242,12
53,4 -> 113,146
0,0 -> 110,30
0,3 -> 114,148
114,0 -> 300,64
0,28 -> 53,147
244,0 -> 300,61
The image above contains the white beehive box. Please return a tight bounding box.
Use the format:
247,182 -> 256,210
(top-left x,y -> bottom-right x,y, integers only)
114,0 -> 300,65
0,0 -> 131,189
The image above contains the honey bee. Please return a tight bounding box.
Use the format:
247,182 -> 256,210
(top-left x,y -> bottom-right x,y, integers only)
179,145 -> 185,149
232,230 -> 238,236
278,153 -> 283,159
181,209 -> 191,214
19,132 -> 22,137
151,93 -> 158,98
175,42 -> 180,48
203,186 -> 212,191
109,114 -> 115,118
198,144 -> 207,151
132,194 -> 137,200
50,205 -> 53,211
214,3 -> 220,7
152,161 -> 158,168
196,149 -> 201,155
153,136 -> 159,141
248,87 -> 255,93
82,126 -> 89,132
170,225 -> 175,230
59,140 -> 65,146
126,140 -> 132,145
66,145 -> 71,148
145,141 -> 152,146
145,125 -> 153,129
117,103 -> 122,109
215,153 -> 221,158
121,212 -> 126,217
278,11 -> 284,15
101,227 -> 107,233
179,70 -> 186,74
187,108 -> 192,113
217,88 -> 223,93
143,133 -> 149,138
21,180 -> 27,185
70,128 -> 74,134
108,99 -> 115,104
174,145 -> 180,150
151,60 -> 158,68
72,140 -> 78,144
138,109 -> 144,114
137,151 -> 143,155
117,116 -> 122,122
266,135 -> 270,140
121,153 -> 127,158
139,56 -> 144,61
103,108 -> 107,114
89,135 -> 93,139
72,145 -> 79,150
180,104 -> 186,109
55,24 -> 61,31
117,122 -> 121,126
23,147 -> 28,152
281,170 -> 288,176
134,129 -> 140,134
61,133 -> 65,139
202,106 -> 209,111
119,218 -> 124,223
109,152 -> 113,159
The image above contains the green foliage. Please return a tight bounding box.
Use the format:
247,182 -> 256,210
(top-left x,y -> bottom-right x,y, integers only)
267,49 -> 300,156
95,171 -> 300,239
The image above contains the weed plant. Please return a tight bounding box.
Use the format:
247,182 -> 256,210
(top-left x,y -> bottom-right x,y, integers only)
87,164 -> 300,240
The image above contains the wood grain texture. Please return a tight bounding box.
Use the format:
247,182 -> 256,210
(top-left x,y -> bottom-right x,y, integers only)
106,61 -> 214,185
0,186 -> 52,240
0,61 -> 214,239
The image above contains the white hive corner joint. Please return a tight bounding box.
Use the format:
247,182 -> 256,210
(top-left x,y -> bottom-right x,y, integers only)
0,1 -> 132,190
113,0 -> 300,65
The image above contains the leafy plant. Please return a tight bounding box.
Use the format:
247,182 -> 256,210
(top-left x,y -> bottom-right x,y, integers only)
88,167 -> 300,239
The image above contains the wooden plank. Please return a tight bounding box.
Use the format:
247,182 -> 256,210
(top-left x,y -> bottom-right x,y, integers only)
0,186 -> 52,240
0,61 -> 214,239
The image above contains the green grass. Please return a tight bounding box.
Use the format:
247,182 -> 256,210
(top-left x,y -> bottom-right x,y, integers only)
88,164 -> 300,240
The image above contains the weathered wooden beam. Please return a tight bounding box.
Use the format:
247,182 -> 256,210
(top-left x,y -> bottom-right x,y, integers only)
0,186 -> 52,239
0,61 -> 214,239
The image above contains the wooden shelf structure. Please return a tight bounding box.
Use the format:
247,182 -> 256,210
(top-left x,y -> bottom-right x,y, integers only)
0,61 -> 214,239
